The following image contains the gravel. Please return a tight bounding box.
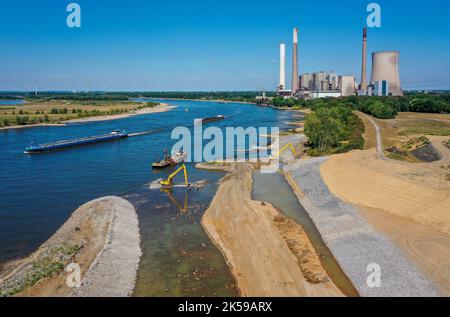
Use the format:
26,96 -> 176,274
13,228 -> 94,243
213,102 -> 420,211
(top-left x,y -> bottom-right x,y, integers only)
283,157 -> 440,297
72,197 -> 141,297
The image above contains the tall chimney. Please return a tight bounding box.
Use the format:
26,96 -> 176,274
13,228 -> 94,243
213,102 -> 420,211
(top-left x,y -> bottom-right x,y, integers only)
279,43 -> 286,90
291,28 -> 299,95
360,28 -> 368,93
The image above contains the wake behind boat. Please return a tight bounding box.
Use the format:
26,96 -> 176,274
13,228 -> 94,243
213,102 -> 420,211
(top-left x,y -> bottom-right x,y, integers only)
24,130 -> 128,153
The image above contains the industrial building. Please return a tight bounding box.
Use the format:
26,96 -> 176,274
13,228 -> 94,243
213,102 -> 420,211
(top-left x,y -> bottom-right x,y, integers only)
339,75 -> 356,97
275,26 -> 403,99
370,51 -> 403,96
373,80 -> 389,96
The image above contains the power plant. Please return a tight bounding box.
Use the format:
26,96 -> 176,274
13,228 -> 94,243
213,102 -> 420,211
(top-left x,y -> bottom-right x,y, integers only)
370,51 -> 403,96
275,26 -> 403,99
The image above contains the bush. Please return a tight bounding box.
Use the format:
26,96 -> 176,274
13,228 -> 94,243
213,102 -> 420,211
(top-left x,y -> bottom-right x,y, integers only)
368,101 -> 397,119
304,106 -> 364,155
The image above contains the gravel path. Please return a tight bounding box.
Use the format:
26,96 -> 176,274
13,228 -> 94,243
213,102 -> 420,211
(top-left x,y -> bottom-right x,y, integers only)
283,158 -> 440,297
364,115 -> 386,159
72,197 -> 141,297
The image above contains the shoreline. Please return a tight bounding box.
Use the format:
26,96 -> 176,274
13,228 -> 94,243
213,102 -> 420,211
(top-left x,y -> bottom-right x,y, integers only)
0,103 -> 175,131
0,196 -> 141,297
196,161 -> 343,297
146,97 -> 257,105
283,157 -> 440,296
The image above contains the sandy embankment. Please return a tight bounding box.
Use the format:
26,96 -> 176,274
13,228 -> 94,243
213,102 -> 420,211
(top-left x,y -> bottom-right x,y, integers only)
320,145 -> 450,295
284,158 -> 439,296
197,162 -> 343,297
0,103 -> 175,130
0,196 -> 141,297
66,103 -> 176,123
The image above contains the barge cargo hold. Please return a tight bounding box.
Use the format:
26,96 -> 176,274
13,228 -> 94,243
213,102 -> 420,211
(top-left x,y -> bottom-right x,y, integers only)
24,130 -> 128,153
194,115 -> 224,124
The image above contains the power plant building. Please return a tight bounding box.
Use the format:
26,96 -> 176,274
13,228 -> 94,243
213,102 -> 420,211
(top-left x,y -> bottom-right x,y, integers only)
374,80 -> 389,96
299,74 -> 313,90
370,51 -> 403,96
339,75 -> 356,97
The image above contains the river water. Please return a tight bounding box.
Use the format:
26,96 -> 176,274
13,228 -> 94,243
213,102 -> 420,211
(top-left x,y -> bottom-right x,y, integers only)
0,99 -> 297,296
0,100 -> 25,106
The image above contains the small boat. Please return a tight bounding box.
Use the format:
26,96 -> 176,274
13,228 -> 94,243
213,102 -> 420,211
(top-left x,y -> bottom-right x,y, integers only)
152,157 -> 172,169
152,150 -> 186,169
194,115 -> 224,124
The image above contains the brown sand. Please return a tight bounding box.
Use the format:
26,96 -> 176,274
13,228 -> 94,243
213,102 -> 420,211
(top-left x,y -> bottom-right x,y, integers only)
357,204 -> 450,295
320,114 -> 450,295
198,162 -> 343,297
321,149 -> 450,235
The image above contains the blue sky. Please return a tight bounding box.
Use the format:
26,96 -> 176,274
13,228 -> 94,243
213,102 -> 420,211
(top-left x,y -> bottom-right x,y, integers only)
1,0 -> 449,91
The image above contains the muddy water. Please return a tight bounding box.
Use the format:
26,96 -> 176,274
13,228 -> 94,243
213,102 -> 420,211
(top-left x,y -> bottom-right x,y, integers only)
252,170 -> 359,297
126,169 -> 238,297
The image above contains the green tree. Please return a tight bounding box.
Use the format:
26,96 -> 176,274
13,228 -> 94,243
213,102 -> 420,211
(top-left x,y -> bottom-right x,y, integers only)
305,108 -> 345,153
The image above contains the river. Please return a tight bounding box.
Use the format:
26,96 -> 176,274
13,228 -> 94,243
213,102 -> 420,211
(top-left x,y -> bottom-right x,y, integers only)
0,99 -> 297,295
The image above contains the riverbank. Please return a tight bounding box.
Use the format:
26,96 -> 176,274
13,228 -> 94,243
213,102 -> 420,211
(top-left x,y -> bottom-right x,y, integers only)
320,146 -> 450,295
0,103 -> 175,130
197,161 -> 343,297
284,157 -> 439,296
0,196 -> 141,297
147,97 -> 257,105
67,103 -> 176,124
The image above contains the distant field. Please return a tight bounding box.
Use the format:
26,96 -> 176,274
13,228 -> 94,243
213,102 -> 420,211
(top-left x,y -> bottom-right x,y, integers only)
0,100 -> 156,127
371,112 -> 450,162
395,112 -> 450,136
375,112 -> 450,144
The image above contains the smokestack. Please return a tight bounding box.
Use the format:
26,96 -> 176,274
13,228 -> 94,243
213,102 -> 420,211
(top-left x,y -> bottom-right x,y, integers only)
291,28 -> 299,95
279,43 -> 286,90
360,28 -> 368,93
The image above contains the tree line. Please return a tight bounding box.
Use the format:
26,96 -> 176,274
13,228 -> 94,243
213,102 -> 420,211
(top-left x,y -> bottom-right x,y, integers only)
271,93 -> 450,119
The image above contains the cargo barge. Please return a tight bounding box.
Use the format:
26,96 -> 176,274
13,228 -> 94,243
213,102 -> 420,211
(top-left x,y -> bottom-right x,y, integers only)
24,130 -> 128,153
194,115 -> 224,124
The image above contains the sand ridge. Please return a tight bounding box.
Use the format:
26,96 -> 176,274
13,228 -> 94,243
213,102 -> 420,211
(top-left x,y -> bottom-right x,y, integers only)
198,162 -> 343,297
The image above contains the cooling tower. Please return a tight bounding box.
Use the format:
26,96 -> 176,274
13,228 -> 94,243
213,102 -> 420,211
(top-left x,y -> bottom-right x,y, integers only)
291,28 -> 299,94
279,43 -> 286,90
360,28 -> 368,92
370,51 -> 403,96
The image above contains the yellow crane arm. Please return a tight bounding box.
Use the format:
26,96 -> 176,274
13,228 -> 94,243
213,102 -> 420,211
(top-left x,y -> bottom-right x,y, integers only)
161,164 -> 189,186
271,143 -> 298,159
